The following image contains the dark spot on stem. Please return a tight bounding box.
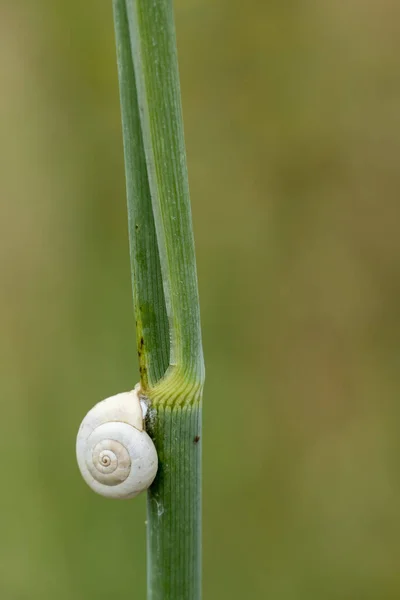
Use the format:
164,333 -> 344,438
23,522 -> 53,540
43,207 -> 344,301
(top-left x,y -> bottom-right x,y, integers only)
138,337 -> 145,359
193,436 -> 200,444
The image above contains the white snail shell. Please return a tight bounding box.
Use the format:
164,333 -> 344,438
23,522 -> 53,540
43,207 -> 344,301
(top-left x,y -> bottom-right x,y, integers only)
76,388 -> 158,499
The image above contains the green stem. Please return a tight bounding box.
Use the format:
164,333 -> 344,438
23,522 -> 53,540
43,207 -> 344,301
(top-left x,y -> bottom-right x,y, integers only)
146,404 -> 202,600
113,1 -> 204,599
113,0 -> 169,387
125,0 -> 205,390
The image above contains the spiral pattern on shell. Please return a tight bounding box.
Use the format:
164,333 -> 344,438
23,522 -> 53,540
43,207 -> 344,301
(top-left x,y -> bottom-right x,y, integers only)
76,390 -> 158,499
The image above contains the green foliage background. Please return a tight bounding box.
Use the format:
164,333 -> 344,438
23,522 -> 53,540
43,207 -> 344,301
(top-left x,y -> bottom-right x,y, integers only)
1,1 -> 400,598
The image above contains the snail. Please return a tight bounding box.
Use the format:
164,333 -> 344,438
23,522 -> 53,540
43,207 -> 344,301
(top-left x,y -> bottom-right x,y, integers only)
76,387 -> 158,499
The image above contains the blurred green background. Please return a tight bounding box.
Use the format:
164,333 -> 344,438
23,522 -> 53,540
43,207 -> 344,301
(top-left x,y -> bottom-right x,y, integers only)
1,1 -> 400,598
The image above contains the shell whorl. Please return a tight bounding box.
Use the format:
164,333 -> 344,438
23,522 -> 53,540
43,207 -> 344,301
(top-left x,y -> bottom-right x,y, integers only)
76,389 -> 158,499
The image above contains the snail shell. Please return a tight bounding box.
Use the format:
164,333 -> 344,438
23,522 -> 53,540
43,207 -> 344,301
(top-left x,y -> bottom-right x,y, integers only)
76,389 -> 158,499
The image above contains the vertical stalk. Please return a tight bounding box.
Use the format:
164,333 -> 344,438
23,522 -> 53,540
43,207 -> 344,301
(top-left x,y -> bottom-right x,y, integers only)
113,1 -> 204,599
125,0 -> 204,388
146,404 -> 202,600
113,0 -> 169,387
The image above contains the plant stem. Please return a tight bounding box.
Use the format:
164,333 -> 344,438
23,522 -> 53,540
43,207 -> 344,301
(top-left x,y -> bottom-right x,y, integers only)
146,404 -> 201,600
113,1 -> 204,598
125,0 -> 204,390
113,0 -> 169,387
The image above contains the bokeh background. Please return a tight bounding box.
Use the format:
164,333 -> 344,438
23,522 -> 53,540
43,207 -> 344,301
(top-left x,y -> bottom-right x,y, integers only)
1,1 -> 400,598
